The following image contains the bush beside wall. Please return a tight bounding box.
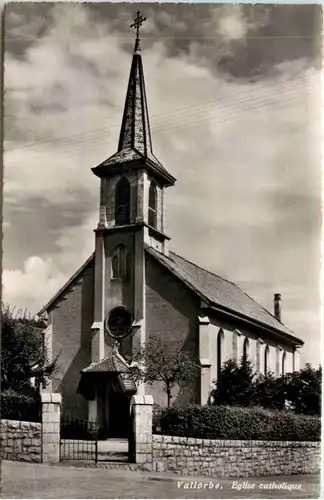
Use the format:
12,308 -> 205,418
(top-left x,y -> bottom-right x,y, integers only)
1,389 -> 41,422
0,419 -> 42,462
160,405 -> 320,442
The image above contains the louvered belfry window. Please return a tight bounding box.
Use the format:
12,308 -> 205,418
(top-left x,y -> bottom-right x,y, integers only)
115,178 -> 130,226
148,182 -> 157,228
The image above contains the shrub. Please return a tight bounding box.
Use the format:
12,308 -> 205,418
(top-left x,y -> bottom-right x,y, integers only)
1,388 -> 41,422
284,364 -> 321,416
160,405 -> 320,441
210,357 -> 256,407
209,357 -> 322,417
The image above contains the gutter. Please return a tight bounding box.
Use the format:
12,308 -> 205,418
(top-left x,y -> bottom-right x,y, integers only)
205,304 -> 304,347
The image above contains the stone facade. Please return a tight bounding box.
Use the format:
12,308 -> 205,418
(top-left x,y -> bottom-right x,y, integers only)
152,435 -> 320,478
0,419 -> 41,463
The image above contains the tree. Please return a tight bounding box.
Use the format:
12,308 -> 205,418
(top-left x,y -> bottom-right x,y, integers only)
209,353 -> 321,416
130,335 -> 200,407
284,364 -> 321,416
253,372 -> 287,410
1,304 -> 58,393
209,355 -> 256,407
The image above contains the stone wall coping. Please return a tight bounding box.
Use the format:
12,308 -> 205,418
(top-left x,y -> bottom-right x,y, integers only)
41,393 -> 62,404
40,393 -> 51,403
200,358 -> 211,367
152,435 -> 319,448
131,394 -> 154,406
60,439 -> 96,445
51,393 -> 62,404
1,419 -> 41,429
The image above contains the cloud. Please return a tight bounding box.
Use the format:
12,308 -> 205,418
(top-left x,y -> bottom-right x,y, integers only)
3,256 -> 66,314
217,6 -> 249,40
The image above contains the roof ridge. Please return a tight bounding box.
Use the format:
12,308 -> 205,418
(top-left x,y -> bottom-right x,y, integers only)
169,250 -> 293,333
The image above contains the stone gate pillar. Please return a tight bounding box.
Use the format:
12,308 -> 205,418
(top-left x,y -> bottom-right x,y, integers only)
41,393 -> 61,463
129,394 -> 153,468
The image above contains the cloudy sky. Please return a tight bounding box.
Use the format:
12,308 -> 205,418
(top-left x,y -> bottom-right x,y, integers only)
3,3 -> 322,366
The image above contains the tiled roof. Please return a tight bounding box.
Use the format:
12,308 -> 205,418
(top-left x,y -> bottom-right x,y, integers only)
146,247 -> 303,344
118,53 -> 152,157
82,350 -> 130,374
38,246 -> 303,347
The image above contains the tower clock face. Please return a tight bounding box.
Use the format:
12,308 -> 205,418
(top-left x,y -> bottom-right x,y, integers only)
105,306 -> 133,339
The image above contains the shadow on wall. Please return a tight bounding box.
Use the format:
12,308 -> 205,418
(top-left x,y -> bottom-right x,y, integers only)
145,255 -> 201,408
56,266 -> 94,420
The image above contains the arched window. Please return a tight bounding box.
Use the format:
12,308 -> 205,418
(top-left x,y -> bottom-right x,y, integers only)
217,329 -> 224,380
111,245 -> 130,280
275,346 -> 280,375
243,337 -> 250,360
115,178 -> 130,226
256,339 -> 261,372
148,182 -> 157,228
264,345 -> 270,375
282,351 -> 286,375
232,330 -> 239,360
112,255 -> 119,278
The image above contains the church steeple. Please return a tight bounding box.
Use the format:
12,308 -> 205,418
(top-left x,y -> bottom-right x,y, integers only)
117,12 -> 152,157
92,12 -> 175,188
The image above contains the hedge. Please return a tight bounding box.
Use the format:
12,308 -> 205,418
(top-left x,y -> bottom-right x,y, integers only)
160,405 -> 320,442
1,389 -> 41,422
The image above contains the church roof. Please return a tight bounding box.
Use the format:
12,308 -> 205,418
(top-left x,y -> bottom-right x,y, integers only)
146,247 -> 303,346
92,48 -> 175,187
38,246 -> 302,346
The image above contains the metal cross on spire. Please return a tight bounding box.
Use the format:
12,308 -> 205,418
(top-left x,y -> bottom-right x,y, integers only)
130,11 -> 147,52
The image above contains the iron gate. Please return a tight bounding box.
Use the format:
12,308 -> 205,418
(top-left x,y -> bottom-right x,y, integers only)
60,414 -> 98,462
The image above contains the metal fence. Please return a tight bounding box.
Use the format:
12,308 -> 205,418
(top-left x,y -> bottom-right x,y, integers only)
152,407 -> 163,434
60,413 -> 98,462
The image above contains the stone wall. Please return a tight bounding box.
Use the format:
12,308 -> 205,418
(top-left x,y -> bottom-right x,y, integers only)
0,419 -> 41,463
152,435 -> 320,478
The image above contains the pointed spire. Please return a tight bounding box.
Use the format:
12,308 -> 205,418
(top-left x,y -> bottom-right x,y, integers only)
92,12 -> 176,187
117,43 -> 152,156
118,11 -> 151,156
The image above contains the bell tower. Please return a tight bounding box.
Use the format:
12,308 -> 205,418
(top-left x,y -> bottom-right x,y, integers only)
92,12 -> 175,252
89,12 -> 176,408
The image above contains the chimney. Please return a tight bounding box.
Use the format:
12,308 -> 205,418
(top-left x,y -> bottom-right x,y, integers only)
274,293 -> 281,321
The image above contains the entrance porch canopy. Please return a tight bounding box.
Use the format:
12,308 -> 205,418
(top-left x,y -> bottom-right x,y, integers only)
77,349 -> 137,400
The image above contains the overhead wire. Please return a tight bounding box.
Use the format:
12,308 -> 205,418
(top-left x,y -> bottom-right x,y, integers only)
4,74 -> 317,158
4,78 -> 317,163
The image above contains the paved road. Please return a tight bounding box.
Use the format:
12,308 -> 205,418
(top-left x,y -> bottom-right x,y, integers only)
0,461 -> 320,499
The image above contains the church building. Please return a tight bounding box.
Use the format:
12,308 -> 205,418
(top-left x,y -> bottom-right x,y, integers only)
38,14 -> 304,437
